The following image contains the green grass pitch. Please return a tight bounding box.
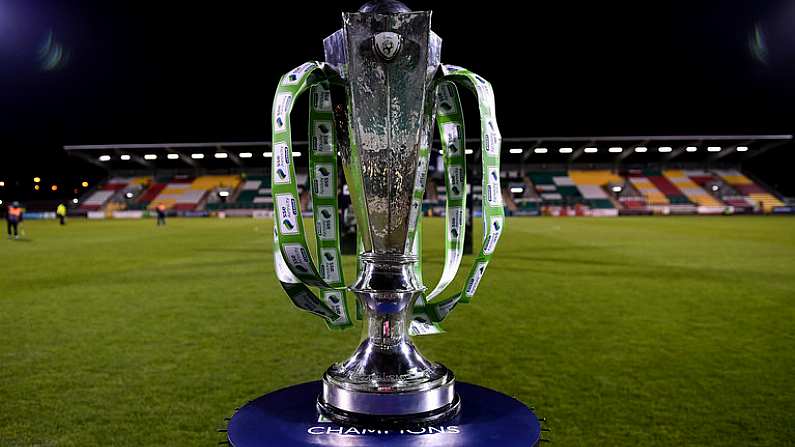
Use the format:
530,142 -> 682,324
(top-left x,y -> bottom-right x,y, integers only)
1,216 -> 793,446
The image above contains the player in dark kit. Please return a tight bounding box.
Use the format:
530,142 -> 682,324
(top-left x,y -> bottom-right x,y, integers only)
156,203 -> 167,226
6,201 -> 23,239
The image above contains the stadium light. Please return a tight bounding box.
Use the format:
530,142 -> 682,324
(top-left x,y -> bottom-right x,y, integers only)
218,191 -> 230,197
51,185 -> 58,191
608,147 -> 623,153
658,146 -> 673,153
33,177 -> 41,183
509,148 -> 523,154
686,146 -> 698,152
707,146 -> 721,152
736,146 -> 749,152
263,152 -> 273,158
120,154 -> 131,161
465,149 -> 474,155
125,192 -> 134,199
293,151 -> 302,157
214,152 -> 228,159
72,198 -> 79,204
584,147 -> 598,153
99,155 -> 111,161
144,154 -> 158,160
81,181 -> 89,187
510,187 -> 524,193
534,147 -> 548,154
635,146 -> 648,153
612,186 -> 623,193
191,153 -> 205,159
559,147 -> 573,154
167,153 -> 179,160
239,152 -> 253,158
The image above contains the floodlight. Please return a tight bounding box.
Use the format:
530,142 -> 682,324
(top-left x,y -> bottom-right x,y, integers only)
167,153 -> 180,160
509,148 -> 523,154
736,146 -> 749,152
81,181 -> 89,187
51,185 -> 58,191
465,149 -> 474,155
534,148 -> 548,154
33,177 -> 41,183
608,147 -> 623,153
99,155 -> 111,161
686,146 -> 697,152
72,198 -> 79,204
263,152 -> 273,158
658,146 -> 673,153
239,152 -> 253,158
120,154 -> 131,161
635,147 -> 648,153
584,147 -> 598,153
612,186 -> 623,193
707,146 -> 721,152
293,152 -> 302,157
125,192 -> 134,199
214,153 -> 228,159
191,153 -> 205,159
144,154 -> 157,160
712,185 -> 720,192
219,191 -> 230,197
559,147 -> 573,154
510,187 -> 524,193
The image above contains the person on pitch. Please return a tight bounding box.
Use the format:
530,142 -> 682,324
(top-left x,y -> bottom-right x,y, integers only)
6,201 -> 23,239
156,203 -> 167,226
56,203 -> 67,226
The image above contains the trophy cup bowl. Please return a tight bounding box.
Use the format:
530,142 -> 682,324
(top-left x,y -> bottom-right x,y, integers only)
316,1 -> 460,426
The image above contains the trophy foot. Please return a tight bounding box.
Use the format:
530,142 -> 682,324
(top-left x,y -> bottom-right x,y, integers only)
317,392 -> 461,429
318,367 -> 460,428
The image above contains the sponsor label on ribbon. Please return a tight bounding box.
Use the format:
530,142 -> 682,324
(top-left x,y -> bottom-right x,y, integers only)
276,193 -> 299,235
312,121 -> 334,154
313,163 -> 335,198
273,93 -> 293,133
273,142 -> 292,184
315,206 -> 337,241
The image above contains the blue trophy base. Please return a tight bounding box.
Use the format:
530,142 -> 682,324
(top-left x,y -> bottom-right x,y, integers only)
227,381 -> 541,446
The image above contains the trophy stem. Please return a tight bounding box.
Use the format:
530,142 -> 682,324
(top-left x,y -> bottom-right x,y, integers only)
318,256 -> 460,427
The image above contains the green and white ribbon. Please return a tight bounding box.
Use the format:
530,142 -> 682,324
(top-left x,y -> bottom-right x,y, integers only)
271,61 -> 351,329
271,61 -> 502,333
420,65 -> 504,324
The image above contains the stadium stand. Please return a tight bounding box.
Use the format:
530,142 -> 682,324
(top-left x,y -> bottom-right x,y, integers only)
147,175 -> 241,211
715,169 -> 784,212
73,165 -> 788,217
663,170 -> 724,210
568,170 -> 622,211
231,176 -> 272,209
626,172 -> 669,205
685,170 -> 752,211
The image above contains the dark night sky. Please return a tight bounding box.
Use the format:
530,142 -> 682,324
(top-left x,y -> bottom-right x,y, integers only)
1,0 -> 794,178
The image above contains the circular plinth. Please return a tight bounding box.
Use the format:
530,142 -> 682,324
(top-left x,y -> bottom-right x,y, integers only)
227,381 -> 540,447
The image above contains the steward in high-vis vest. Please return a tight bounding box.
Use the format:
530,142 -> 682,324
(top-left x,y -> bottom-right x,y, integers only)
56,203 -> 67,226
6,201 -> 23,239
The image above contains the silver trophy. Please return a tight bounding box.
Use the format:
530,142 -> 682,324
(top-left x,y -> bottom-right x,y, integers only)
271,0 -> 503,427
316,1 -> 456,426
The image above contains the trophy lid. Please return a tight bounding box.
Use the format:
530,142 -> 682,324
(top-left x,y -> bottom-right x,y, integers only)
357,0 -> 412,13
